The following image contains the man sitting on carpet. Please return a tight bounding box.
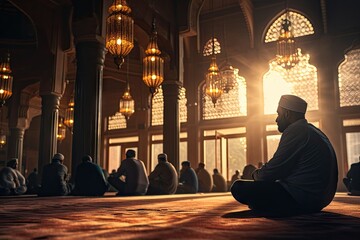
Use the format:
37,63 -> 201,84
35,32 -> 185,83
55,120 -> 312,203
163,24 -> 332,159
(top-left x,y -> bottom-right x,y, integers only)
343,157 -> 360,195
231,95 -> 338,214
212,168 -> 227,192
73,155 -> 109,196
0,158 -> 27,196
147,153 -> 178,195
195,163 -> 213,193
108,150 -> 149,196
230,170 -> 241,184
26,168 -> 40,194
38,153 -> 73,196
241,164 -> 257,180
176,161 -> 198,194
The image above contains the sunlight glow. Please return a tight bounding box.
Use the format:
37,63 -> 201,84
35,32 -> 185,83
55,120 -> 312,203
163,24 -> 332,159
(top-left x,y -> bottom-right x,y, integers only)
263,49 -> 318,114
263,72 -> 291,114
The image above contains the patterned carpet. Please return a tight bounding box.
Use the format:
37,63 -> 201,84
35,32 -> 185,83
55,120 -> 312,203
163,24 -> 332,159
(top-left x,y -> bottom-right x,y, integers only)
0,192 -> 359,239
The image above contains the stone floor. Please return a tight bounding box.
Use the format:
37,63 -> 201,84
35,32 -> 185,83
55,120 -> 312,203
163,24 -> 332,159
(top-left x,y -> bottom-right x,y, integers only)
0,192 -> 359,239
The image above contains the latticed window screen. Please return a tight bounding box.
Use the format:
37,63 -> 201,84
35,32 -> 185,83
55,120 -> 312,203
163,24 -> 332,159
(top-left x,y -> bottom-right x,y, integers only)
203,37 -> 221,56
151,86 -> 188,126
107,112 -> 127,130
339,48 -> 360,107
265,11 -> 314,43
263,49 -> 318,114
202,73 -> 247,120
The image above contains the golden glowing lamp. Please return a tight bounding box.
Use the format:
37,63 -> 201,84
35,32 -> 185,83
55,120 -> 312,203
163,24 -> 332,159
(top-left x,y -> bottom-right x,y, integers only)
0,53 -> 13,107
119,86 -> 135,120
0,133 -> 6,148
142,18 -> 164,97
106,0 -> 134,69
276,18 -> 299,70
57,117 -> 66,142
205,56 -> 223,107
64,96 -> 74,129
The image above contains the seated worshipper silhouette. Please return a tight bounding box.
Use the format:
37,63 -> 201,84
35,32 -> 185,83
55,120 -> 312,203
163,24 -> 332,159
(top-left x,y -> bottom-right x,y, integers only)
231,95 -> 338,214
0,158 -> 27,196
343,156 -> 360,196
195,162 -> 213,193
73,155 -> 109,196
176,161 -> 198,194
147,153 -> 178,195
241,164 -> 257,180
230,170 -> 241,184
38,153 -> 73,196
212,168 -> 227,192
26,168 -> 40,194
108,149 -> 149,196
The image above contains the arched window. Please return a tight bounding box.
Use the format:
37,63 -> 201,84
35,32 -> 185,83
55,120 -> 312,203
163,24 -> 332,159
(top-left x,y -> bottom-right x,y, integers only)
338,48 -> 360,107
263,49 -> 318,114
203,37 -> 221,56
107,112 -> 127,130
151,86 -> 188,126
265,11 -> 314,43
202,71 -> 247,120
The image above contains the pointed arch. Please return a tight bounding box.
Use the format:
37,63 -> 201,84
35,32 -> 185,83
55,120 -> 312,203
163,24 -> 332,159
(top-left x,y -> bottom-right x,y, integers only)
264,10 -> 315,43
338,46 -> 360,107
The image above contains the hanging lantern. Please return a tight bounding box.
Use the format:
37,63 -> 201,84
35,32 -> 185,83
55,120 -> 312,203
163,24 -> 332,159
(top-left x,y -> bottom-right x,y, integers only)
106,0 -> 134,69
276,18 -> 299,69
0,131 -> 6,148
142,18 -> 164,97
205,55 -> 223,107
57,117 -> 66,142
64,96 -> 74,129
220,61 -> 237,93
119,58 -> 134,119
119,85 -> 135,120
0,53 -> 13,107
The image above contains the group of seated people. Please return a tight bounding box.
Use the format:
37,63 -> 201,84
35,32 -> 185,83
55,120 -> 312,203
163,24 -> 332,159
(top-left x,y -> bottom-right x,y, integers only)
1,149 -> 359,198
0,150 -> 238,197
107,150 -> 230,196
0,153 -> 109,197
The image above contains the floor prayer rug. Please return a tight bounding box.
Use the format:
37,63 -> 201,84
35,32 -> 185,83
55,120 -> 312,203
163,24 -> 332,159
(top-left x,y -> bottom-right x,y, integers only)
0,192 -> 359,239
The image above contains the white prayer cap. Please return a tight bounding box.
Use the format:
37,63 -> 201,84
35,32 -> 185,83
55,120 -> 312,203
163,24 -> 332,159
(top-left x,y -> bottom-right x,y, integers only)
278,95 -> 307,113
52,153 -> 65,161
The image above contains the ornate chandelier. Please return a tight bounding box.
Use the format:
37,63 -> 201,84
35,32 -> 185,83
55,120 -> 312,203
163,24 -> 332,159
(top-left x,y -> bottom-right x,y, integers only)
276,18 -> 299,69
119,85 -> 135,120
142,18 -> 164,97
220,61 -> 237,93
0,53 -> 13,107
119,60 -> 134,120
64,96 -> 74,130
57,117 -> 66,142
205,54 -> 223,107
106,0 -> 134,69
205,36 -> 223,107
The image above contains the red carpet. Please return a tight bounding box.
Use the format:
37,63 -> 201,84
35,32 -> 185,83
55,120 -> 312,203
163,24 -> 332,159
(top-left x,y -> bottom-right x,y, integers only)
0,192 -> 359,239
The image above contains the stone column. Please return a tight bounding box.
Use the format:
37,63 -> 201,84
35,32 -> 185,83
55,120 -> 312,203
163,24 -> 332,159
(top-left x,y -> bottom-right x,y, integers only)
8,127 -> 25,171
71,0 -> 106,173
38,94 -> 60,176
162,81 -> 181,171
7,90 -> 31,173
71,39 -> 105,170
